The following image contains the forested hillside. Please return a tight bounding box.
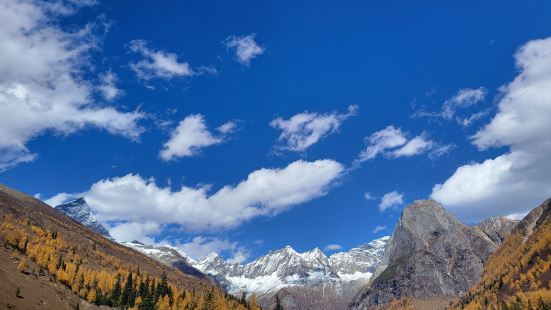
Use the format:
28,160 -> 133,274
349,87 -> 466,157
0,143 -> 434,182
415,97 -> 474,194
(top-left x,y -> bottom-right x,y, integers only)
453,199 -> 551,309
0,184 -> 260,309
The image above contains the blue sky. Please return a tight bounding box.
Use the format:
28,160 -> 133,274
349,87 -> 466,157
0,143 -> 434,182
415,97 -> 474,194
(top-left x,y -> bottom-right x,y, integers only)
1,0 -> 551,262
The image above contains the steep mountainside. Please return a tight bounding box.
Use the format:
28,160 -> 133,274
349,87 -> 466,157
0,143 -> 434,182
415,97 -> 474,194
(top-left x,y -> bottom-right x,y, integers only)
350,200 -> 505,309
454,198 -> 551,309
0,184 -> 258,309
476,216 -> 518,244
122,240 -> 206,279
55,198 -> 112,238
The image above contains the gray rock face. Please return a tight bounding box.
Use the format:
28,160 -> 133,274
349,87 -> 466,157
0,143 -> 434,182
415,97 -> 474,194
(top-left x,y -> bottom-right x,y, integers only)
55,197 -> 112,238
476,216 -> 518,244
350,200 -> 501,309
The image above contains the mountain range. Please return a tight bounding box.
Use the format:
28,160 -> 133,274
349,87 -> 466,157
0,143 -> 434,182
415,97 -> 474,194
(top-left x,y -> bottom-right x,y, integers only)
3,188 -> 547,309
53,198 -> 390,309
0,184 -> 258,309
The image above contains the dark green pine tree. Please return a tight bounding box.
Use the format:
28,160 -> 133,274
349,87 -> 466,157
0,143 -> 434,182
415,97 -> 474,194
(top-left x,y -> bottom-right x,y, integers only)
155,271 -> 172,303
94,288 -> 104,306
110,275 -> 122,307
274,294 -> 283,310
140,286 -> 156,310
203,290 -> 215,310
149,279 -> 156,302
120,272 -> 135,307
240,292 -> 248,306
138,277 -> 149,299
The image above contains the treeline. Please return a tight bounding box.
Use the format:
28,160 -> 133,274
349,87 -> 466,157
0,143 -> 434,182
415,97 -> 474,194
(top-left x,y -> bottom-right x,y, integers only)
452,217 -> 551,309
1,215 -> 261,309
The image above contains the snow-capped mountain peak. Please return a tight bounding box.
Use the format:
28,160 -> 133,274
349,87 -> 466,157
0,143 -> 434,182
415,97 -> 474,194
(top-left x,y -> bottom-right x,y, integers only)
55,197 -> 112,238
192,236 -> 390,296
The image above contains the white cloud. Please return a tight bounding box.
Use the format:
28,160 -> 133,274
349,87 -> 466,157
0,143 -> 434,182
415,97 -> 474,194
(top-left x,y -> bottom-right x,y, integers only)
356,126 -> 450,163
364,192 -> 376,201
414,87 -> 487,125
432,37 -> 551,221
378,191 -> 403,211
217,121 -> 238,135
0,0 -> 143,171
109,221 -> 160,245
390,135 -> 434,157
442,87 -> 487,119
224,34 -> 265,66
47,159 -> 343,239
372,225 -> 387,233
129,40 -> 194,80
173,236 -> 248,263
324,244 -> 342,251
44,192 -> 76,207
159,114 -> 233,161
97,72 -> 123,101
271,105 -> 357,152
505,212 -> 528,221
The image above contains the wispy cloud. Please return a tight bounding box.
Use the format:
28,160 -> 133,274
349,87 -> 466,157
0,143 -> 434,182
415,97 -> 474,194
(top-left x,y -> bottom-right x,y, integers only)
378,191 -> 403,211
356,126 -> 451,164
372,225 -> 387,233
129,40 -> 195,80
271,105 -> 357,152
224,34 -> 265,65
414,87 -> 488,126
324,244 -> 342,251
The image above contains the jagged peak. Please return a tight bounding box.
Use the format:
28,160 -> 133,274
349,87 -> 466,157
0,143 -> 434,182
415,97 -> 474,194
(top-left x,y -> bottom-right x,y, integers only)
279,245 -> 298,254
201,252 -> 222,261
56,196 -> 88,208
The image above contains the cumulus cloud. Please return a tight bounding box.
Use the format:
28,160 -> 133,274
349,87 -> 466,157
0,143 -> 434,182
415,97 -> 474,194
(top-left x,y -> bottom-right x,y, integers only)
0,0 -> 143,171
129,40 -> 195,80
372,225 -> 387,233
324,244 -> 342,251
159,114 -> 234,161
414,87 -> 487,126
44,192 -> 76,207
356,126 -> 450,163
378,191 -> 403,211
172,236 -> 249,263
97,72 -> 123,101
271,105 -> 357,152
224,34 -> 265,65
432,37 -> 551,221
110,221 -> 161,245
47,159 -> 343,241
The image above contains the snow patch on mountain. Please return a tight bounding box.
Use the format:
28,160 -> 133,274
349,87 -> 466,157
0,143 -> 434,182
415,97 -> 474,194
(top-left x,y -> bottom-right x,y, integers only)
55,197 -> 112,238
192,236 -> 390,295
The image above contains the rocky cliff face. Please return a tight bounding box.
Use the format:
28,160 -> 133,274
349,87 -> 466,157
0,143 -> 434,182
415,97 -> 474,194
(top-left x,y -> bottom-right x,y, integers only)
476,216 -> 518,244
55,197 -> 112,238
453,198 -> 551,309
349,200 -> 506,309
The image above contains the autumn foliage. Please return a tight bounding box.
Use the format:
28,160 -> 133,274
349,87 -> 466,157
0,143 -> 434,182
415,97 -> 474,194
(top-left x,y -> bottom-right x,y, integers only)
451,214 -> 551,310
1,214 -> 261,309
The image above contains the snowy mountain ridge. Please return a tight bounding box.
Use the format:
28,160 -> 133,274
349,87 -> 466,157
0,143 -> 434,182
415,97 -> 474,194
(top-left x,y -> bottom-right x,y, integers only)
54,197 -> 112,238
193,236 -> 390,295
